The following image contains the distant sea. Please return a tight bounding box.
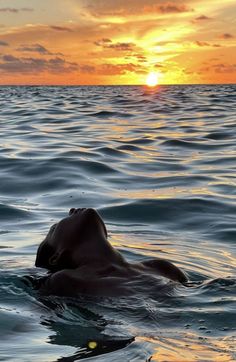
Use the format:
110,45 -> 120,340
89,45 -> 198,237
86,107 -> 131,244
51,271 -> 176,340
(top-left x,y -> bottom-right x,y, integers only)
0,85 -> 235,361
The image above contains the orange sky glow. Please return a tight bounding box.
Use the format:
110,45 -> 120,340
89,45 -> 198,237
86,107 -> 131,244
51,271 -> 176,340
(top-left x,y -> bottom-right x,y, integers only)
0,0 -> 235,85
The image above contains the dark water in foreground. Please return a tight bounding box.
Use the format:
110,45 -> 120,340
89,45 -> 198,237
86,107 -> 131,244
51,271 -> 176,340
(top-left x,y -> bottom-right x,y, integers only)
0,85 -> 235,361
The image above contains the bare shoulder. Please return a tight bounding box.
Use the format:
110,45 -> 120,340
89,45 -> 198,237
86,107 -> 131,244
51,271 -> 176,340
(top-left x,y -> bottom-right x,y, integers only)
141,259 -> 188,283
38,269 -> 88,297
38,269 -> 130,297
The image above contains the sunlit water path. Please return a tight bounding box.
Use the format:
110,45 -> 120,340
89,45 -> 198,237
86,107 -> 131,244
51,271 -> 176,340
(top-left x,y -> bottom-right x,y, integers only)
0,85 -> 235,361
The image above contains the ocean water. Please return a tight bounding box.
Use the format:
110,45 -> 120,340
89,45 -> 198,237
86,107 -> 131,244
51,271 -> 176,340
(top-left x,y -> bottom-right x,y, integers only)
0,85 -> 235,362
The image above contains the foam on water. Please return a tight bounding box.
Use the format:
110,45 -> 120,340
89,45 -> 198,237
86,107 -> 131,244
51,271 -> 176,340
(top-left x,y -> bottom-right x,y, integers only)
0,85 -> 235,361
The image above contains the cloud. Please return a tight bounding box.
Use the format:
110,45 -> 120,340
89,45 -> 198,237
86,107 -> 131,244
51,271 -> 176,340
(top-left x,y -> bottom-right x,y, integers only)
2,55 -> 16,62
16,43 -> 64,56
135,53 -> 147,63
195,41 -> 221,48
83,0 -> 193,17
94,38 -> 112,45
106,42 -> 135,51
213,63 -> 236,73
17,44 -> 52,55
98,63 -> 143,75
0,40 -> 9,46
195,40 -> 210,47
201,63 -> 236,74
193,15 -> 211,22
219,33 -> 234,39
50,26 -> 73,32
95,39 -> 135,51
0,8 -> 18,13
0,55 -> 78,74
79,64 -> 95,73
0,8 -> 33,13
0,50 -> 139,77
21,8 -> 34,12
100,38 -> 112,43
155,63 -> 164,68
143,4 -> 192,14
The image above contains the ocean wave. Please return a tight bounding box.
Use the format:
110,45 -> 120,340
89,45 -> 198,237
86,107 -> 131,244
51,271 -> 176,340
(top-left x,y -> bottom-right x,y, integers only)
0,85 -> 235,362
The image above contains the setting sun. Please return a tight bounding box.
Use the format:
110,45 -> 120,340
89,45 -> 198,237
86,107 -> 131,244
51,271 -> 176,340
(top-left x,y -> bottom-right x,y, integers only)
146,72 -> 159,87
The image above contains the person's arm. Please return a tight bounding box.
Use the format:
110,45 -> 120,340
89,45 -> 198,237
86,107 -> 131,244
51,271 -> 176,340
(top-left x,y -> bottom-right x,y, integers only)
142,259 -> 188,283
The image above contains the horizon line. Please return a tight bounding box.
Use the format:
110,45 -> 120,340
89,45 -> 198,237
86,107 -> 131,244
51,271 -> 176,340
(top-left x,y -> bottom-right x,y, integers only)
0,83 -> 235,87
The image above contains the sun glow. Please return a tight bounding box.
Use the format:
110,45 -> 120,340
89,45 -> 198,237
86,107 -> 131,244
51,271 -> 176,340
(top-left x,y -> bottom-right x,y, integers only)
146,72 -> 159,87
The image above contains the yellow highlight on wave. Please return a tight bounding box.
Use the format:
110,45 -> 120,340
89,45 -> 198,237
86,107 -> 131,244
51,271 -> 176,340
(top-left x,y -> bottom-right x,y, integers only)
146,72 -> 159,87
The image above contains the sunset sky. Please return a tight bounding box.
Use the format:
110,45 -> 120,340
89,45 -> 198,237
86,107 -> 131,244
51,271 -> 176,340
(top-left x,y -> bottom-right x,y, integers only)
0,0 -> 235,85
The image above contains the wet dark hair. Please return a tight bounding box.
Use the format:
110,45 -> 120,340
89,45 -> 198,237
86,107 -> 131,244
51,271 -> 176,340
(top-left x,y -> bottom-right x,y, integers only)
35,242 -> 55,270
35,241 -> 78,272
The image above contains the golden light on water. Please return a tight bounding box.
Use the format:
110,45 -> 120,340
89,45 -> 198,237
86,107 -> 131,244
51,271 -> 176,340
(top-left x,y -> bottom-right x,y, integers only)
146,72 -> 159,87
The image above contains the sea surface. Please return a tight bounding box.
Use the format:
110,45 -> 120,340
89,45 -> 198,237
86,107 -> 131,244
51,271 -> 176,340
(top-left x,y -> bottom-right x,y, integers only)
0,85 -> 235,362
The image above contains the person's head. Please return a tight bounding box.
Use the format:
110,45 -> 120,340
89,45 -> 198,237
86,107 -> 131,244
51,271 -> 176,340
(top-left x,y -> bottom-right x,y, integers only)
35,208 -> 109,272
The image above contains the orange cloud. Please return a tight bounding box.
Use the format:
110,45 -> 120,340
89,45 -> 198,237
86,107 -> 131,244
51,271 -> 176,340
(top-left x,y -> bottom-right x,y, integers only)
155,63 -> 164,68
193,15 -> 211,22
82,0 -> 193,17
50,26 -> 73,32
143,3 -> 193,14
219,33 -> 234,39
98,63 -> 143,75
195,41 -> 221,48
213,63 -> 236,73
94,39 -> 136,51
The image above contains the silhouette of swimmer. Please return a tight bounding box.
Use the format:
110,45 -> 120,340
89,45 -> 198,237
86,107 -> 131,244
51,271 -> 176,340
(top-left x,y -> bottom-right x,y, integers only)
35,208 -> 188,297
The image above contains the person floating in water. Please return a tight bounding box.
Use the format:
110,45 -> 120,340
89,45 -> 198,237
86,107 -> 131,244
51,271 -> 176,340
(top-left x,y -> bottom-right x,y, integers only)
35,208 -> 188,297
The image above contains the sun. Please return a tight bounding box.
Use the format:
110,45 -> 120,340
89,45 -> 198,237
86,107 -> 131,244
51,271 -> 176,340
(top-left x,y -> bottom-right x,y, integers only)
146,72 -> 159,87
